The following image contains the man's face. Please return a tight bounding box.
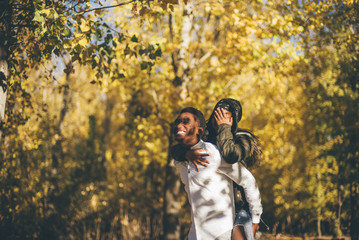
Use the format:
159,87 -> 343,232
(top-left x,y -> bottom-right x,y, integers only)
174,112 -> 202,146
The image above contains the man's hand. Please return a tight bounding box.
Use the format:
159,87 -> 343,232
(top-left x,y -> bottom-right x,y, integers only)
185,149 -> 210,172
214,108 -> 233,126
252,223 -> 259,237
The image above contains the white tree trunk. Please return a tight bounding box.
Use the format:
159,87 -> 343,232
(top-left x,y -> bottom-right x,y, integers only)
177,0 -> 193,99
163,2 -> 195,239
0,3 -> 10,143
0,45 -> 8,141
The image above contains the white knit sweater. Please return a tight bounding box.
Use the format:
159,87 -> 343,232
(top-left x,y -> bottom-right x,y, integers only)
174,140 -> 262,240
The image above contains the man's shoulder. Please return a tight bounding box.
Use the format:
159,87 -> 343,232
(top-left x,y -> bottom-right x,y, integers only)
200,140 -> 218,151
190,140 -> 217,150
202,141 -> 222,162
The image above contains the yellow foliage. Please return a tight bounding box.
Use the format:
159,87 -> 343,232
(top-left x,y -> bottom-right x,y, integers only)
3,0 -> 358,237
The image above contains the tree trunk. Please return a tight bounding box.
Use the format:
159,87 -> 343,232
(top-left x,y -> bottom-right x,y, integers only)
347,108 -> 359,240
0,2 -> 11,142
0,44 -> 8,142
317,163 -> 322,237
337,166 -> 343,236
176,0 -> 193,96
350,181 -> 358,240
170,0 -> 193,98
45,61 -> 72,220
99,92 -> 114,179
163,1 -> 195,238
162,135 -> 181,240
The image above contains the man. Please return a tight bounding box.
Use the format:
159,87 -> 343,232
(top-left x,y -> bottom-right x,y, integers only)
172,107 -> 262,240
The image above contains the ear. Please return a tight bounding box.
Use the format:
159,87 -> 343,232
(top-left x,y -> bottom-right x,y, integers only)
198,127 -> 204,135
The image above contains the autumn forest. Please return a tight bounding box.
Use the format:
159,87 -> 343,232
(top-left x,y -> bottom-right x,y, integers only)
0,0 -> 358,239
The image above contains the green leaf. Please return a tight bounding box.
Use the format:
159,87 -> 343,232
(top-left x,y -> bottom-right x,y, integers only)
33,10 -> 45,23
62,27 -> 71,37
8,76 -> 14,86
53,9 -> 59,19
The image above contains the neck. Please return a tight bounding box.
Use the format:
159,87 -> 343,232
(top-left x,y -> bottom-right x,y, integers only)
181,137 -> 199,147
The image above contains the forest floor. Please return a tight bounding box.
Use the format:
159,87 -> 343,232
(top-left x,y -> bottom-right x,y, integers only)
257,233 -> 351,240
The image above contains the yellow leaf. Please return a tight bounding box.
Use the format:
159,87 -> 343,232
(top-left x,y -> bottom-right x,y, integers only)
78,37 -> 88,47
80,19 -> 91,32
40,9 -> 51,16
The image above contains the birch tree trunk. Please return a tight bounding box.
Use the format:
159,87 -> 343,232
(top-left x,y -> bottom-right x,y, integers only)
163,1 -> 194,239
0,2 -> 10,142
171,0 -> 193,98
0,45 -> 8,142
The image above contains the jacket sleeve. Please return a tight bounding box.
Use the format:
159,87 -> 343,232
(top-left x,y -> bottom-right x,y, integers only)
216,124 -> 243,164
218,162 -> 263,223
170,144 -> 187,162
217,124 -> 260,168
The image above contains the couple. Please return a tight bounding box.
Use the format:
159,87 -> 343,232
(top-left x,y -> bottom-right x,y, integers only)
171,99 -> 263,240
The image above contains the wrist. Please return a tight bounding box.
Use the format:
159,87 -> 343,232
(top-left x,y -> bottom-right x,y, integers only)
252,215 -> 261,224
218,123 -> 231,129
216,124 -> 232,137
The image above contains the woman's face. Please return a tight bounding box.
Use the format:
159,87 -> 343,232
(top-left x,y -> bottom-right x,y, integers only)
221,109 -> 233,119
211,108 -> 233,131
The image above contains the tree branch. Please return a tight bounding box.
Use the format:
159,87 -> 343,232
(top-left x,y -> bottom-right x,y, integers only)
79,0 -> 138,14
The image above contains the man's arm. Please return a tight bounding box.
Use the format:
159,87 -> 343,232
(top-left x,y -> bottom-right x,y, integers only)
218,161 -> 263,224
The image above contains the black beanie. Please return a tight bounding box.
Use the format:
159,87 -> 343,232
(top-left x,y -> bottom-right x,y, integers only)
212,98 -> 242,133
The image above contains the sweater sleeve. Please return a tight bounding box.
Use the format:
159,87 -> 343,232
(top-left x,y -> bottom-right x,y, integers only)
218,162 -> 263,223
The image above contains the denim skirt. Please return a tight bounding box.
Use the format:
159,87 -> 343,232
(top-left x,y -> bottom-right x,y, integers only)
233,209 -> 254,240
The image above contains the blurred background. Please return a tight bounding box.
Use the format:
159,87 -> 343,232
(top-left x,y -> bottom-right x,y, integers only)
0,0 -> 358,239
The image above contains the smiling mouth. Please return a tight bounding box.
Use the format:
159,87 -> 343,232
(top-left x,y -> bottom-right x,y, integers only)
176,130 -> 186,136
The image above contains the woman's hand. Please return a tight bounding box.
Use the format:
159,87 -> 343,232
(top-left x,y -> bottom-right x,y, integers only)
252,223 -> 259,236
185,149 -> 210,172
214,108 -> 233,126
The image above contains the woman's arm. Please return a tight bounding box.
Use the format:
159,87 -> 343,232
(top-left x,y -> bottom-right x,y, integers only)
217,124 -> 261,168
216,124 -> 243,164
214,108 -> 261,167
213,108 -> 243,164
185,149 -> 210,171
170,144 -> 210,171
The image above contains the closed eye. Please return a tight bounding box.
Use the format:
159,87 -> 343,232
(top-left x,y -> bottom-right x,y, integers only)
175,118 -> 190,125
